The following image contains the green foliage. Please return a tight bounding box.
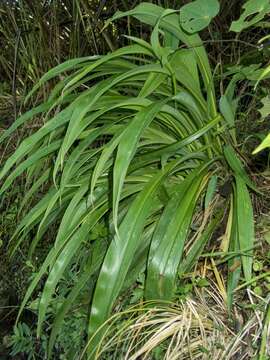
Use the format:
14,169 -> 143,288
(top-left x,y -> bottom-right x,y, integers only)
254,80 -> 270,155
0,2 -> 259,358
253,134 -> 270,154
6,229 -> 105,359
230,0 -> 270,156
230,0 -> 270,32
9,322 -> 47,359
180,0 -> 220,33
258,96 -> 270,120
9,309 -> 87,360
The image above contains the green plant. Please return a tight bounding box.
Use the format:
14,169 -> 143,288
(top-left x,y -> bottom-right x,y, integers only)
8,322 -> 47,359
0,1 -> 259,358
228,0 -> 270,155
230,0 -> 270,32
6,231 -> 102,359
8,303 -> 88,360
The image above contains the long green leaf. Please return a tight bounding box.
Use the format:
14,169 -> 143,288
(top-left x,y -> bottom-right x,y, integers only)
112,100 -> 167,227
87,158 -> 187,357
145,169 -> 205,300
227,193 -> 241,312
235,176 -> 254,282
224,145 -> 260,193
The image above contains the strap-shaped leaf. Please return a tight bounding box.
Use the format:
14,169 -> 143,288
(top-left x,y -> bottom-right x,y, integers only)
219,95 -> 236,143
139,72 -> 167,98
0,140 -> 61,195
145,169 -> 205,300
37,199 -> 109,337
48,239 -> 107,359
227,193 -> 241,312
63,44 -> 154,91
235,176 -> 254,283
204,174 -> 217,208
0,106 -> 71,181
19,168 -> 51,213
133,115 -> 221,169
224,145 -> 260,193
0,100 -> 54,144
170,49 -> 204,106
25,56 -> 98,102
113,100 -> 167,228
87,158 -> 187,356
9,188 -> 59,256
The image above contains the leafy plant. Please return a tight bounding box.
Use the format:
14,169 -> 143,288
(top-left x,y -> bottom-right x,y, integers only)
8,322 -> 47,359
8,305 -> 88,359
229,0 -> 270,155
0,2 -> 258,358
6,231 -> 101,359
230,0 -> 270,33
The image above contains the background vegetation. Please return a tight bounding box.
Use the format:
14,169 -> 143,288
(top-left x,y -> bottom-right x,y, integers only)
0,0 -> 269,359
